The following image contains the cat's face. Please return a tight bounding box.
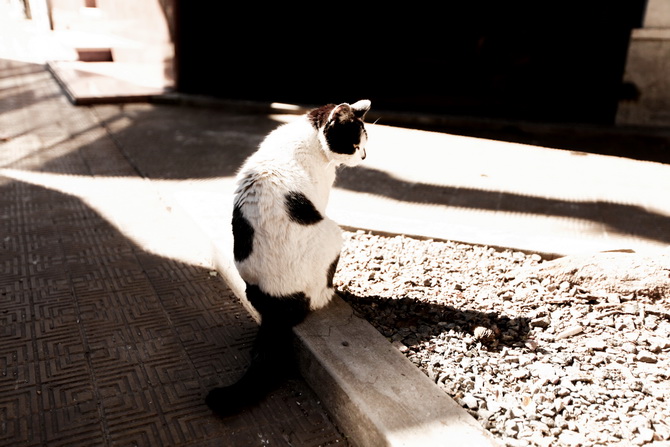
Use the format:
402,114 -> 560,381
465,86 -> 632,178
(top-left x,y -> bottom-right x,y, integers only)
310,100 -> 371,167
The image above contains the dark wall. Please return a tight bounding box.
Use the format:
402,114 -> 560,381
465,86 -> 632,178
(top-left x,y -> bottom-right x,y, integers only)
175,2 -> 646,125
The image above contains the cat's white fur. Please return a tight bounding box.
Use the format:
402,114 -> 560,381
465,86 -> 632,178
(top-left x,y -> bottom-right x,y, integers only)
233,100 -> 370,310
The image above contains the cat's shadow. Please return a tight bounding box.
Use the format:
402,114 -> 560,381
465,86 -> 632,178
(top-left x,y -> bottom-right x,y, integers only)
339,290 -> 531,351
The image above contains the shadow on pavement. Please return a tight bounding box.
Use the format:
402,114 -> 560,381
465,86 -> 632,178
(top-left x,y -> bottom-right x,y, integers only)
377,115 -> 670,166
335,166 -> 670,247
0,177 -> 348,446
14,97 -> 665,249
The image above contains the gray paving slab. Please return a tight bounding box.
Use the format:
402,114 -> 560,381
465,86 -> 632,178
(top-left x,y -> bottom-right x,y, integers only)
47,60 -> 170,105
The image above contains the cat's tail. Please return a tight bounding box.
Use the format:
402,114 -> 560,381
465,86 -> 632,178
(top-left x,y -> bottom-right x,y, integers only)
205,322 -> 295,416
205,284 -> 310,417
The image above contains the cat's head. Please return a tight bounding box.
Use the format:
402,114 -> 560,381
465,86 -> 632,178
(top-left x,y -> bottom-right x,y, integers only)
309,100 -> 371,167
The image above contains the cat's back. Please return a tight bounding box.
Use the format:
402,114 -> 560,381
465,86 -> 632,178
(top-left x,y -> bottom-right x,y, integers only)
233,117 -> 320,220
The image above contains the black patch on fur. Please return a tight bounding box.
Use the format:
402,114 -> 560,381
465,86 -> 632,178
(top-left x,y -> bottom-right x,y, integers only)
308,103 -> 336,129
327,255 -> 340,288
324,118 -> 365,155
285,191 -> 323,225
245,283 -> 310,327
232,205 -> 254,262
308,103 -> 367,155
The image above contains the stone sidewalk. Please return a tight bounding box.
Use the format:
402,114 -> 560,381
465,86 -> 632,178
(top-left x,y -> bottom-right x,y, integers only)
0,57 -> 351,446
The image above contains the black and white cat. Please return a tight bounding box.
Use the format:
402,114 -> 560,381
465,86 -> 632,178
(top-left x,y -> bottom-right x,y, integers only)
206,100 -> 371,416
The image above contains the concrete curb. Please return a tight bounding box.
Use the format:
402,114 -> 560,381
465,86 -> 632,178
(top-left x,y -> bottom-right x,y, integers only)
296,297 -> 498,447
176,192 -> 498,447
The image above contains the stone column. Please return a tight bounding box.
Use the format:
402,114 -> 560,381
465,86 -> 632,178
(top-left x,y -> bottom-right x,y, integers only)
617,0 -> 670,127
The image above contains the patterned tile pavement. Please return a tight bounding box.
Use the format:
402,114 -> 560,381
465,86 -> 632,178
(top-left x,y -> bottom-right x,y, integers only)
0,51 -> 350,447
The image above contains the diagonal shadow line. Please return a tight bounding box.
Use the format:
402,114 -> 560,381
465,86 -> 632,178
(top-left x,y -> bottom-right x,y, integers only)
335,166 -> 670,245
0,176 -> 348,445
0,122 -> 100,169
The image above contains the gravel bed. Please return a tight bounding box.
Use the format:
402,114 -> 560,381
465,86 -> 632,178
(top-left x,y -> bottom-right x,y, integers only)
335,230 -> 670,447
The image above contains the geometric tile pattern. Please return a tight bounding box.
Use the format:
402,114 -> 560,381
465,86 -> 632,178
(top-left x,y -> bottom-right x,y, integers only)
0,57 -> 350,447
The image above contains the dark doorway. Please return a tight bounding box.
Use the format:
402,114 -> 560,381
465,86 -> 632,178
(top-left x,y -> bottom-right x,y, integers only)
174,2 -> 646,125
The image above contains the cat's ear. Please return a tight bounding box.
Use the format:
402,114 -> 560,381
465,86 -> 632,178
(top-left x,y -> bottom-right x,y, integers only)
327,100 -> 370,124
351,99 -> 371,119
